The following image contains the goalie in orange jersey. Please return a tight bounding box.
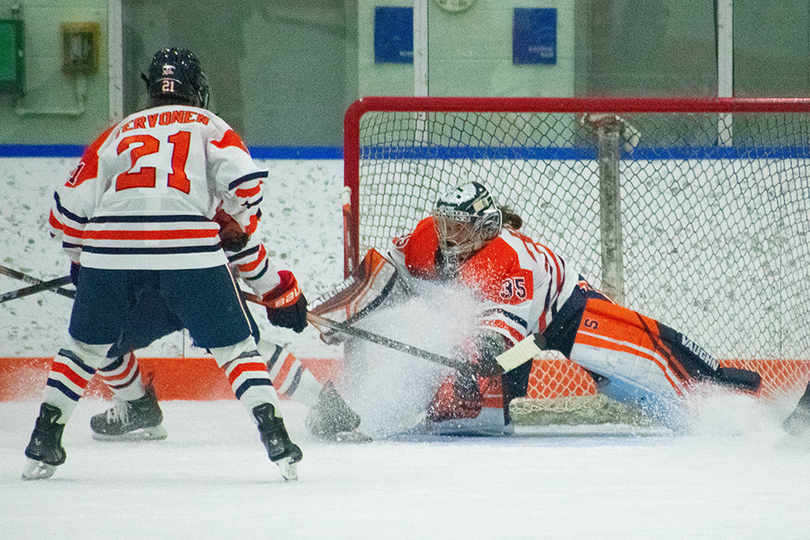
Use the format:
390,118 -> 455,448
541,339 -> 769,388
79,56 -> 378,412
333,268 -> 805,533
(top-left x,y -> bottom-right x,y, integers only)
347,181 -> 762,435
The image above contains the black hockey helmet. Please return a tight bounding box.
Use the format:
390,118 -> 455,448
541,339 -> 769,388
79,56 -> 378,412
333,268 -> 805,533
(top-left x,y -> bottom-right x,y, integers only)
143,48 -> 209,108
432,181 -> 503,257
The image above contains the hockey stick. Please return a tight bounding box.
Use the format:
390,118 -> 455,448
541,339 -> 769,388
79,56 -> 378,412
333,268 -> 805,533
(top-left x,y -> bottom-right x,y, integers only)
0,265 -> 76,301
241,290 -> 464,371
493,332 -> 546,372
0,275 -> 74,303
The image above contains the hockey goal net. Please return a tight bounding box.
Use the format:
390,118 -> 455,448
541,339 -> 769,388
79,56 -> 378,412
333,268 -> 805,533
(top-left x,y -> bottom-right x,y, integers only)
343,96 -> 810,423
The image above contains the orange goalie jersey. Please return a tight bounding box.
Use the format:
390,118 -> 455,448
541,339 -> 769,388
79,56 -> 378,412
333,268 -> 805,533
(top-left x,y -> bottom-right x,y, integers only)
390,216 -> 581,349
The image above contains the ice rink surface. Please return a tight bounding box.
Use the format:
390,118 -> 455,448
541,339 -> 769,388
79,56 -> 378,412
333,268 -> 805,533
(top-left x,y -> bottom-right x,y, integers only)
1,399 -> 808,540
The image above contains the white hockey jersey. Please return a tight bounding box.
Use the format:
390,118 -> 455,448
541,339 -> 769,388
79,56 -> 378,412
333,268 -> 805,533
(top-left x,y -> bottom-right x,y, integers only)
49,105 -> 267,271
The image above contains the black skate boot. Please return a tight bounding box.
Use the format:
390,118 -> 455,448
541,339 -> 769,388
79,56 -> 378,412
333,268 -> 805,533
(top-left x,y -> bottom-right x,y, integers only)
22,403 -> 66,480
783,382 -> 810,436
90,382 -> 167,441
305,381 -> 366,441
253,403 -> 302,481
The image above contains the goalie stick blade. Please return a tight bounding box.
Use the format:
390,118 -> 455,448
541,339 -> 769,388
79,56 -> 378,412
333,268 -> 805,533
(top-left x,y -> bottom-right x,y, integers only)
495,333 -> 546,372
332,430 -> 373,443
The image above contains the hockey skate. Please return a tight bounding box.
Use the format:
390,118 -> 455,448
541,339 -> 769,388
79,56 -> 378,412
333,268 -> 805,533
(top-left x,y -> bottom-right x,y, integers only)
253,403 -> 303,481
90,383 -> 167,441
783,382 -> 810,437
22,403 -> 66,480
305,381 -> 369,442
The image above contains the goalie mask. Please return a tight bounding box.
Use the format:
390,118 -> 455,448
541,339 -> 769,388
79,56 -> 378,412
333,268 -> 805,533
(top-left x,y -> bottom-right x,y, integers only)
143,48 -> 210,109
432,182 -> 502,259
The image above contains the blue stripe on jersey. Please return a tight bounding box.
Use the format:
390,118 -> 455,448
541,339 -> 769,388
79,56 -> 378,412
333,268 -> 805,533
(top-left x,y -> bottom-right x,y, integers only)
227,245 -> 260,263
481,308 -> 529,331
234,378 -> 274,400
54,193 -> 89,224
82,244 -> 222,256
245,196 -> 263,209
229,171 -> 268,190
89,214 -> 211,224
46,379 -> 82,402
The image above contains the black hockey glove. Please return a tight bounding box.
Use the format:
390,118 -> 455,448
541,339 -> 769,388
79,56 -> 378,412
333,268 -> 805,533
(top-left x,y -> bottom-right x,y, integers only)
263,270 -> 308,333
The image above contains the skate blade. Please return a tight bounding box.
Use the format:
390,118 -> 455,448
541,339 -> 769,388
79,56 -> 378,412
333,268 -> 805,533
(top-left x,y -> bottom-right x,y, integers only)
333,430 -> 373,443
92,424 -> 168,442
276,457 -> 298,482
22,458 -> 57,480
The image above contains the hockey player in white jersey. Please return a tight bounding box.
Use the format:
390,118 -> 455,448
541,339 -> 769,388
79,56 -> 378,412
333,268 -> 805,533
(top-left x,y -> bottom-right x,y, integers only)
85,221 -> 362,444
22,48 -> 303,481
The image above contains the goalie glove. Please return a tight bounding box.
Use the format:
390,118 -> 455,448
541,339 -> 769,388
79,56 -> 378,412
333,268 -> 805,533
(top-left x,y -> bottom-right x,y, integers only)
213,208 -> 250,252
263,270 -> 308,333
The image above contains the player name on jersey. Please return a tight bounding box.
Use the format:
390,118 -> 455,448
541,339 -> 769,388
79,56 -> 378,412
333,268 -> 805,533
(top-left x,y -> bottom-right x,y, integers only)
115,109 -> 211,140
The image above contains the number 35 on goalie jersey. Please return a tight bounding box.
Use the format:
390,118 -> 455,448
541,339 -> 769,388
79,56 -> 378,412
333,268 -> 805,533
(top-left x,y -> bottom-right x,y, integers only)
50,105 -> 267,271
391,217 -> 580,348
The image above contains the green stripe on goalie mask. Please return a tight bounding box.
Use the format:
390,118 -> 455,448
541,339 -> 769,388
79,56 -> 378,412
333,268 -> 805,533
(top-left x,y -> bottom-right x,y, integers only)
432,182 -> 502,259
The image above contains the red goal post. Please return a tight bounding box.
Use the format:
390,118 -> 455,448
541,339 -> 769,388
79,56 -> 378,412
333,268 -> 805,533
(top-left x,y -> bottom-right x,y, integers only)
343,96 -> 810,413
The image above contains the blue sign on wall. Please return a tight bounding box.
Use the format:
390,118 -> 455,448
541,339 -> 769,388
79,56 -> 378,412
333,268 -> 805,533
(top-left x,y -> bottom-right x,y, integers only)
513,8 -> 557,65
374,7 -> 413,64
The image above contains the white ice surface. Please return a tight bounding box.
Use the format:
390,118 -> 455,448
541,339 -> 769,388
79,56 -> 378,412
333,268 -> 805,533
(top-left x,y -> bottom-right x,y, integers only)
2,399 -> 809,540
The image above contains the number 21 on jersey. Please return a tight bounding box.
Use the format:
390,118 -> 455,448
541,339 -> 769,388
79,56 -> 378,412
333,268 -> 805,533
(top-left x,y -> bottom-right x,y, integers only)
116,131 -> 191,194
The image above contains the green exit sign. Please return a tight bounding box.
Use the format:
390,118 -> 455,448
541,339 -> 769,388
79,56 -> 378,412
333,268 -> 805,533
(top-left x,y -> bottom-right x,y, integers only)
0,19 -> 24,93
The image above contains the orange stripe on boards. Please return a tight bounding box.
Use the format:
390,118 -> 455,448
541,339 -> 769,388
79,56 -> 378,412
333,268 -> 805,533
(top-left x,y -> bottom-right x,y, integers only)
0,358 -> 343,402
4,357 -> 808,404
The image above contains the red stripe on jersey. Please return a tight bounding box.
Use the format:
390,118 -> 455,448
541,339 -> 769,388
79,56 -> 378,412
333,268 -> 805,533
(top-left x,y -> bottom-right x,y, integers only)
238,244 -> 267,273
245,214 -> 259,235
235,185 -> 261,198
272,352 -> 296,388
82,228 -> 219,241
52,360 -> 92,389
227,361 -> 268,385
211,129 -> 249,154
49,211 -> 65,232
